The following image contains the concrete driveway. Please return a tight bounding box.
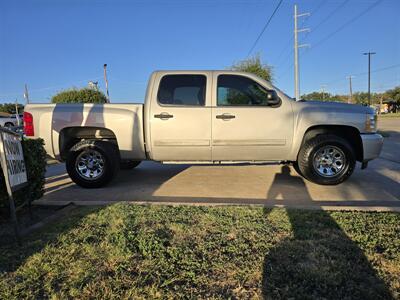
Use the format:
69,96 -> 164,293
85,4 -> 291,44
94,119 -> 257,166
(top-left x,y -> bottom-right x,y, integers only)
37,118 -> 400,211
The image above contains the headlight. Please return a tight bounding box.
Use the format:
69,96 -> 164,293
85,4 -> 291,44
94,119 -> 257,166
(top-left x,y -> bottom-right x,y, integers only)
365,113 -> 377,133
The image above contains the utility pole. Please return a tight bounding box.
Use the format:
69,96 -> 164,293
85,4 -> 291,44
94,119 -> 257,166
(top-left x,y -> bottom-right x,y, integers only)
347,76 -> 354,104
363,52 -> 376,106
24,84 -> 30,104
320,84 -> 327,100
15,99 -> 20,126
294,5 -> 310,101
103,64 -> 110,103
378,84 -> 384,114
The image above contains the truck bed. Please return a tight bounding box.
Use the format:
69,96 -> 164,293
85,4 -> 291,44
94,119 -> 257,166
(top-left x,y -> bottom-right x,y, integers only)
25,103 -> 146,160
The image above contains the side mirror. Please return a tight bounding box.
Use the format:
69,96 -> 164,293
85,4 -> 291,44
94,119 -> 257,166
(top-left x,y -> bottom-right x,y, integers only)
266,90 -> 281,106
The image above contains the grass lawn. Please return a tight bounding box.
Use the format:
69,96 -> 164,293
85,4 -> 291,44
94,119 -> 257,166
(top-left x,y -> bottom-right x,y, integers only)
0,204 -> 399,299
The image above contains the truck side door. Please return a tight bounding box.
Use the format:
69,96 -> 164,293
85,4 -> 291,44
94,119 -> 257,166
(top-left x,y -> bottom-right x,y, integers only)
211,73 -> 293,161
148,72 -> 212,161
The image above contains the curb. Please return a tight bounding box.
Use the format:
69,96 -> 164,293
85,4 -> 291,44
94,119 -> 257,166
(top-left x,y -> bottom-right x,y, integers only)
33,200 -> 400,213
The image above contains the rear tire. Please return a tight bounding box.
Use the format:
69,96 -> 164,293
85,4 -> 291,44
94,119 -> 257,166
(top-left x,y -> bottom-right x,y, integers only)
297,134 -> 356,185
66,140 -> 120,188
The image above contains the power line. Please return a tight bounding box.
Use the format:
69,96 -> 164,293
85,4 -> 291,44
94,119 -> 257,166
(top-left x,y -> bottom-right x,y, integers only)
309,1 -> 326,17
278,38 -> 398,82
325,63 -> 400,86
274,1 -> 323,66
246,0 -> 284,57
309,0 -> 383,51
311,0 -> 349,34
0,76 -> 103,99
354,63 -> 400,77
276,3 -> 313,81
274,37 -> 293,66
276,61 -> 294,79
274,2 -> 331,74
349,81 -> 399,91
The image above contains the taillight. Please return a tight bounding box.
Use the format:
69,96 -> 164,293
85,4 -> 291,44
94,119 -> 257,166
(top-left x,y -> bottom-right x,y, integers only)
23,112 -> 34,136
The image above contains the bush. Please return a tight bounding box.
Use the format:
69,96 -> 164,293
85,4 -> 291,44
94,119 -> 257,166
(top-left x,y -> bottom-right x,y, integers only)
51,88 -> 107,104
0,138 -> 47,216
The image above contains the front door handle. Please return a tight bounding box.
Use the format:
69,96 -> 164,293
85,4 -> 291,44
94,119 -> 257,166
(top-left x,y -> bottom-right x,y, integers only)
154,112 -> 174,120
216,113 -> 235,120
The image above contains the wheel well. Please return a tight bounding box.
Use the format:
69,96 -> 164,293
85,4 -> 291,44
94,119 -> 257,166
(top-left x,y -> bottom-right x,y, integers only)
59,126 -> 118,160
301,125 -> 363,162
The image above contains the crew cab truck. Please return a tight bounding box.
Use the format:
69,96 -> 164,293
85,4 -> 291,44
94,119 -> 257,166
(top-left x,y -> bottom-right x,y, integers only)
24,71 -> 383,188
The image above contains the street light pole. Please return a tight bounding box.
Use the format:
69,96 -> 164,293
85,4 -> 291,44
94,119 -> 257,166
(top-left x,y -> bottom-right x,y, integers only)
24,84 -> 30,104
347,75 -> 354,104
363,52 -> 376,106
103,64 -> 110,103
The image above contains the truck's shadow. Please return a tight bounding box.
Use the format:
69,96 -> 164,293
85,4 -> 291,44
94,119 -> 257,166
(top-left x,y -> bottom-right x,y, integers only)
261,166 -> 393,299
43,159 -> 400,208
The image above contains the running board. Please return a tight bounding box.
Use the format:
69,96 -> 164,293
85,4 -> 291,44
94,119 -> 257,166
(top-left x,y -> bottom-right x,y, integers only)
161,160 -> 283,165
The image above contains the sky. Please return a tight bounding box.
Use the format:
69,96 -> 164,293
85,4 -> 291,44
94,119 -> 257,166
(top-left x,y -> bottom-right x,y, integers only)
0,0 -> 399,104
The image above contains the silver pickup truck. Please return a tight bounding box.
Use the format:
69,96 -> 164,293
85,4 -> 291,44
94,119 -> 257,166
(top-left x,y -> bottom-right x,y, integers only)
24,71 -> 383,188
0,114 -> 22,127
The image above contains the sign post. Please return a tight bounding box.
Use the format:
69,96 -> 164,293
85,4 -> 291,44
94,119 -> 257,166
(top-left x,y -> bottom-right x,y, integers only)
0,128 -> 28,244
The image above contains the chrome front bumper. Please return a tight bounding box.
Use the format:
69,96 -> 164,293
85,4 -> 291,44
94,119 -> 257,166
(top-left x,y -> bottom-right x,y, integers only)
361,133 -> 384,161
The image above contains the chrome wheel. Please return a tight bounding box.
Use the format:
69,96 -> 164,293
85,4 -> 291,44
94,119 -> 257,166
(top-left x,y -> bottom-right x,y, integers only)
313,145 -> 346,178
75,149 -> 105,180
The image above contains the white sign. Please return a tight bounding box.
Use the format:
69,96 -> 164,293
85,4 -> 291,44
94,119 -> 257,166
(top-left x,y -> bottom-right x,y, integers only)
0,130 -> 27,192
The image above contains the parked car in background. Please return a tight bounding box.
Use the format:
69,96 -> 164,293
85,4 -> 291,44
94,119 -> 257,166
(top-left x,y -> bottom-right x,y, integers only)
0,114 -> 21,127
24,70 -> 383,188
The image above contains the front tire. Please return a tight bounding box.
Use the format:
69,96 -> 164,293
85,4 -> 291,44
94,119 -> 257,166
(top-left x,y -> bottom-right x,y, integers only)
297,134 -> 356,185
66,140 -> 120,188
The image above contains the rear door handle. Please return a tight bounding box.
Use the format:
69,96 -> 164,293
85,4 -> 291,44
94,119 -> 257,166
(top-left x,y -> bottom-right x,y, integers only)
216,113 -> 235,120
154,113 -> 174,120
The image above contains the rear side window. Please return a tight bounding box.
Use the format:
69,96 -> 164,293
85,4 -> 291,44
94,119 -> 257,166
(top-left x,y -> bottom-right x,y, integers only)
158,75 -> 206,106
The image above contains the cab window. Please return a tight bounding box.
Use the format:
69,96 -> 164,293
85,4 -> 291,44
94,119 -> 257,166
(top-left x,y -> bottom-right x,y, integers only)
217,75 -> 276,106
158,75 -> 206,106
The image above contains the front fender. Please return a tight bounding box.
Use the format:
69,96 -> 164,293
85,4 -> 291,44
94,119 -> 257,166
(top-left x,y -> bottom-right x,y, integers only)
289,103 -> 366,160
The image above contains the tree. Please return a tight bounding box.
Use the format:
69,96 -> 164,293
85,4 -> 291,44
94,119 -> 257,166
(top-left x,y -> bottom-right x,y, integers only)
230,54 -> 274,82
301,92 -> 344,102
51,88 -> 107,104
0,103 -> 24,114
383,86 -> 400,103
352,92 -> 370,105
301,92 -> 326,100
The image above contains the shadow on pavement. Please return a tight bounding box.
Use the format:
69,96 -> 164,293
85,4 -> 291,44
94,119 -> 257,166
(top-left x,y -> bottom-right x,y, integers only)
380,131 -> 400,163
261,166 -> 393,299
42,160 -> 400,210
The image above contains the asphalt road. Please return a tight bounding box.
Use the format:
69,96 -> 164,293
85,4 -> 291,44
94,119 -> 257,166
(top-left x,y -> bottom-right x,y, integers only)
38,118 -> 400,211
